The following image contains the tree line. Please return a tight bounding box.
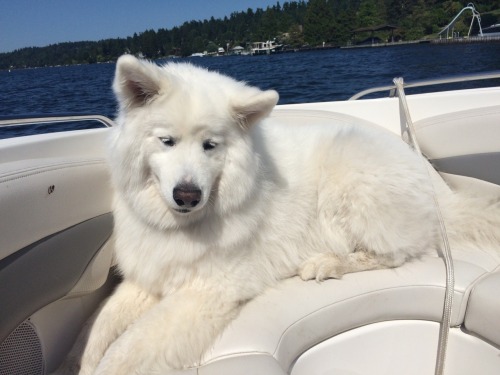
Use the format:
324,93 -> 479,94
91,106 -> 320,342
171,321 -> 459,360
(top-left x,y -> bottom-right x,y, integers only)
1,0 -> 498,69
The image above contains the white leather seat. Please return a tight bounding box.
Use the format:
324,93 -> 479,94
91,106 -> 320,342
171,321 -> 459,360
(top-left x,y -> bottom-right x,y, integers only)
413,105 -> 500,194
464,271 -> 500,346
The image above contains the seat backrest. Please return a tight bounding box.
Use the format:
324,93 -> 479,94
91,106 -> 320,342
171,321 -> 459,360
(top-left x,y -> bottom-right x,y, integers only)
413,105 -> 500,195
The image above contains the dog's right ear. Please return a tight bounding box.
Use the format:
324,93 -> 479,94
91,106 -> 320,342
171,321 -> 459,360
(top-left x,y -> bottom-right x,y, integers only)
113,55 -> 164,110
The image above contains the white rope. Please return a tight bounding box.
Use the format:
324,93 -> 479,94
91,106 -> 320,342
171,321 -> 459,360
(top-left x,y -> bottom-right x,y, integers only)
393,78 -> 455,375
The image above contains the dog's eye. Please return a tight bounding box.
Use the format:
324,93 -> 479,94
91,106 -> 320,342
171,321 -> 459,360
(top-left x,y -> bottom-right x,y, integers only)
159,137 -> 176,147
203,140 -> 217,151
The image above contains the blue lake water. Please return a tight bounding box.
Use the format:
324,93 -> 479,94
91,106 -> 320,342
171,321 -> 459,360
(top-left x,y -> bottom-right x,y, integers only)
1,43 -> 500,120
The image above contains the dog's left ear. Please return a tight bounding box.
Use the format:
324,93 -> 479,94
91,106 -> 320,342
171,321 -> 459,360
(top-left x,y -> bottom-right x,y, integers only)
113,54 -> 164,110
232,89 -> 279,128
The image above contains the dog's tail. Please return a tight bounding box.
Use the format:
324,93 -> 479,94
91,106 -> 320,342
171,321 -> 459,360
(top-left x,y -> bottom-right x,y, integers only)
439,191 -> 500,253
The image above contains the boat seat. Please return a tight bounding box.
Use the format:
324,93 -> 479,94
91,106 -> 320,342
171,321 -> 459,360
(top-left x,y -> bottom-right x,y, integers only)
464,270 -> 500,347
0,129 -> 115,374
187,253 -> 500,374
413,105 -> 500,194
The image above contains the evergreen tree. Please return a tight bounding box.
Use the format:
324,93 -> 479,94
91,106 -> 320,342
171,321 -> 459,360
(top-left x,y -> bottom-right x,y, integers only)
304,0 -> 334,44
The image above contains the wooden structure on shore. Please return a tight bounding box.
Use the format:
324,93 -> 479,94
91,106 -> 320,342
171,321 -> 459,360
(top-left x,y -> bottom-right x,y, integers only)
351,24 -> 398,45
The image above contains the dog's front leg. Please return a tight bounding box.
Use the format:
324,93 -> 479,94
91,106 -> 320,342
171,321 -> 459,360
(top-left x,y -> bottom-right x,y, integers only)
79,280 -> 158,375
93,288 -> 241,374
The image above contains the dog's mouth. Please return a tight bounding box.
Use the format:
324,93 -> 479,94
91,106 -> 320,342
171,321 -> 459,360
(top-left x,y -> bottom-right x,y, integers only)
174,208 -> 192,214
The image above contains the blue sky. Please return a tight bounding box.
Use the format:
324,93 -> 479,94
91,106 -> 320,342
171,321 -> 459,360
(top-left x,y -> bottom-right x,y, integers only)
0,0 -> 280,53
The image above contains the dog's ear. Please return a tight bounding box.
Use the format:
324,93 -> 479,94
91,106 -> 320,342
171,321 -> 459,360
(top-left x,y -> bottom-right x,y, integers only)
232,88 -> 279,128
113,55 -> 164,109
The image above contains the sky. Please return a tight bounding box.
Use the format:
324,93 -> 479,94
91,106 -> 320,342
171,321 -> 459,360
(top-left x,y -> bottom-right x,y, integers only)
0,0 -> 280,53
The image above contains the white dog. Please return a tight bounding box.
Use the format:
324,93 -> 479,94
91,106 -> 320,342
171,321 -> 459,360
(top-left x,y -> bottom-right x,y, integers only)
78,55 -> 500,374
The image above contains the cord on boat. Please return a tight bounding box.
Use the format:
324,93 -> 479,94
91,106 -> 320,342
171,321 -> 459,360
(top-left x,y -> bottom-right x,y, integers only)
393,78 -> 455,375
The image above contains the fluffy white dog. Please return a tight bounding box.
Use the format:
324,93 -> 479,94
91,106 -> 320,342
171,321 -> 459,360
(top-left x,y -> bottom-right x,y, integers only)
78,55 -> 500,374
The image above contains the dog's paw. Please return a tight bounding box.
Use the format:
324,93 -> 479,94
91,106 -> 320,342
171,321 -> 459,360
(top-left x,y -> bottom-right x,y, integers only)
299,253 -> 344,281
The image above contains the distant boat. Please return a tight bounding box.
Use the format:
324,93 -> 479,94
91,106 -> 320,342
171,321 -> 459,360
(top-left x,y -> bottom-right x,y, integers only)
230,46 -> 246,55
189,52 -> 205,57
251,40 -> 283,55
481,23 -> 500,37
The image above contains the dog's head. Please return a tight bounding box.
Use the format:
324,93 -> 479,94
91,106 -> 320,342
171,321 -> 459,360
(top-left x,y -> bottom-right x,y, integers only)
109,55 -> 278,229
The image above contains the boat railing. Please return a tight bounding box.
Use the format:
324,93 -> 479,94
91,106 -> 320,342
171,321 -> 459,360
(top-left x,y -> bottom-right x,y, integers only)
0,114 -> 115,140
0,114 -> 115,128
349,70 -> 500,100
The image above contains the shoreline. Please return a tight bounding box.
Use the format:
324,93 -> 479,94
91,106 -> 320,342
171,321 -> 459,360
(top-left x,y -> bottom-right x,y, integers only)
341,35 -> 500,49
2,38 -> 500,71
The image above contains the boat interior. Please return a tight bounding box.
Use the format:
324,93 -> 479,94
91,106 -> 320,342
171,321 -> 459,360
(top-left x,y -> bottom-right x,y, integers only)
1,74 -> 499,374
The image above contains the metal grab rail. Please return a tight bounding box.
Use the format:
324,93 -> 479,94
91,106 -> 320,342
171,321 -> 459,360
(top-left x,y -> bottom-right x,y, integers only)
0,114 -> 116,140
349,70 -> 500,100
0,114 -> 115,128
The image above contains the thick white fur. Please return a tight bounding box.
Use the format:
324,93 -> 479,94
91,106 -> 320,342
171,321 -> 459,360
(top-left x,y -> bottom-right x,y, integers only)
78,55 -> 500,374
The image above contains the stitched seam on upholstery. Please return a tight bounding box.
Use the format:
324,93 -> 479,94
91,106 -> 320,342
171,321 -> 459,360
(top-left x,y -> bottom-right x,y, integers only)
0,159 -> 106,183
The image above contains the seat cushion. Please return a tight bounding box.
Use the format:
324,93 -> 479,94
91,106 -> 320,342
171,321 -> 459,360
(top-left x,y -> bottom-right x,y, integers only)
464,270 -> 500,346
200,256 -> 496,371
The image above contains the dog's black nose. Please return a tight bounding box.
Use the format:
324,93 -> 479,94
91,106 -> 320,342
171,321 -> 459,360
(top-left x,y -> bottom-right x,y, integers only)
173,184 -> 202,208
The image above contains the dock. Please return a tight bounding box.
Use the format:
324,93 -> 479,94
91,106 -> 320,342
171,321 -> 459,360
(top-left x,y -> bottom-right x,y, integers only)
431,35 -> 500,44
341,40 -> 429,49
340,35 -> 500,50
